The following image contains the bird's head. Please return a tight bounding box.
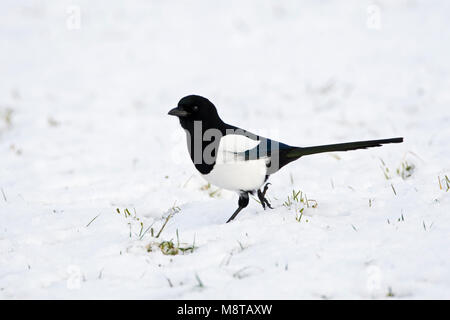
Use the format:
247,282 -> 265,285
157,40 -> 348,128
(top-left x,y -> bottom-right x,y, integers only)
168,95 -> 222,129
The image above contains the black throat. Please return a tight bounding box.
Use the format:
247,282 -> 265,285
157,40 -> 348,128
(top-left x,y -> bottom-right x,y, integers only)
180,115 -> 230,175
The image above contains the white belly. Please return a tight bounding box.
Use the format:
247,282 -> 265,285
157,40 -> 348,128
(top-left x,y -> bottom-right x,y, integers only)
203,158 -> 268,192
201,133 -> 269,191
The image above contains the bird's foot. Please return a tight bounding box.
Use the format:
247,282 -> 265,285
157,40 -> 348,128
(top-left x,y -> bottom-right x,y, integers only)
257,183 -> 273,210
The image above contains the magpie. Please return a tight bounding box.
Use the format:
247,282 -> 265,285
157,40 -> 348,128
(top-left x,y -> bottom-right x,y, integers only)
168,95 -> 403,223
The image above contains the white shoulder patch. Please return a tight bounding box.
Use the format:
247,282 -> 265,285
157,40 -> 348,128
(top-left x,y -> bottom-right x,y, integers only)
215,134 -> 260,164
218,134 -> 260,153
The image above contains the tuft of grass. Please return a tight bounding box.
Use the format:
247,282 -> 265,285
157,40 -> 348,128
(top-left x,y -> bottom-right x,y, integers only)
146,238 -> 196,256
158,241 -> 179,255
396,161 -> 415,180
115,207 -> 158,241
146,228 -> 196,256
200,183 -> 221,198
386,287 -> 395,297
116,207 -> 141,239
283,189 -> 317,222
115,203 -> 196,256
381,158 -> 416,181
284,189 -> 318,208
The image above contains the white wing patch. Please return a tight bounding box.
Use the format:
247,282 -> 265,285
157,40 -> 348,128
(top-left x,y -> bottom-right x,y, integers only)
216,134 -> 261,164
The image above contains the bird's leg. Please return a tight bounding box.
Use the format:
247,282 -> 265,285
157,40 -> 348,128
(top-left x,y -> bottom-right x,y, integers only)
257,183 -> 273,210
226,193 -> 249,223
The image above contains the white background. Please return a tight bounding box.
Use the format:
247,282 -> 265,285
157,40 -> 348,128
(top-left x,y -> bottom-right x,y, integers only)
0,0 -> 449,299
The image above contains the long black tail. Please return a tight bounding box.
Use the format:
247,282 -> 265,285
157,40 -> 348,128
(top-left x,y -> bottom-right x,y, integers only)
286,137 -> 403,159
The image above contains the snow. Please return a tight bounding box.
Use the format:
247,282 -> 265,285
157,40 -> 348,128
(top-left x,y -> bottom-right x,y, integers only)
1,0 -> 449,299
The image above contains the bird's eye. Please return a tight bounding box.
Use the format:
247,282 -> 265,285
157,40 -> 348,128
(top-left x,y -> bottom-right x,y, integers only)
192,106 -> 199,112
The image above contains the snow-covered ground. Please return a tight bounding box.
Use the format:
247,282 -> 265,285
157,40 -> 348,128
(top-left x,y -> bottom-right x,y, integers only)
1,0 -> 449,299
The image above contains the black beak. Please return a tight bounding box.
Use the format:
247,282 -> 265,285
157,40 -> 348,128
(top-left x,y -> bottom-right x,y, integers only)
168,107 -> 190,117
